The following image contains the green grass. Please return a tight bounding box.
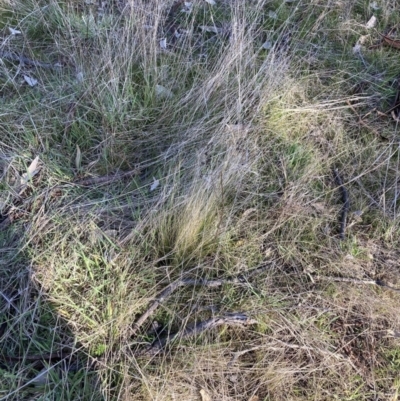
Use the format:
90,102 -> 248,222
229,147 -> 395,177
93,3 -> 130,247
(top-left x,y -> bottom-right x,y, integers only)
1,0 -> 400,400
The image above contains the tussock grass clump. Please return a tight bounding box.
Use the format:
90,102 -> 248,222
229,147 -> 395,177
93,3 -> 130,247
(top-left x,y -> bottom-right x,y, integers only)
1,0 -> 400,400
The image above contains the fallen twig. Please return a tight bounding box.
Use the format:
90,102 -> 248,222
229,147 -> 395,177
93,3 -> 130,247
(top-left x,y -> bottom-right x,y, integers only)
131,263 -> 272,336
228,340 -> 326,367
228,346 -> 263,367
345,100 -> 381,137
73,169 -> 140,187
142,313 -> 258,355
131,278 -> 234,336
332,168 -> 349,240
0,50 -> 58,69
314,275 -> 400,293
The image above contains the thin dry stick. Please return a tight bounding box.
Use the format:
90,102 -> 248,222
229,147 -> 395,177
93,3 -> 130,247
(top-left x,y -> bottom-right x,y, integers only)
229,342 -> 318,367
228,346 -> 263,367
0,50 -> 53,69
345,100 -> 381,137
315,275 -> 400,293
73,169 -> 140,187
142,313 -> 258,355
131,263 -> 272,336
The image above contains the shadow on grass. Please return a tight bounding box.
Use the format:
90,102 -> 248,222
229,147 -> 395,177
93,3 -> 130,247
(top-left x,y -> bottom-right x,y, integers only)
0,223 -> 104,400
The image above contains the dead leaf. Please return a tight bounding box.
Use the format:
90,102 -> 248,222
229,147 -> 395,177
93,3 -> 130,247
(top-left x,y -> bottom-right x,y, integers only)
262,41 -> 273,50
20,156 -> 40,185
200,389 -> 212,401
366,15 -> 376,29
387,329 -> 400,338
268,11 -> 278,19
204,0 -> 216,5
8,27 -> 21,35
199,25 -> 221,34
352,42 -> 362,54
104,229 -> 118,238
353,35 -> 369,54
23,75 -> 38,87
248,396 -> 260,401
240,208 -> 257,219
226,123 -> 248,131
264,247 -> 273,258
76,71 -> 84,82
75,145 -> 82,171
155,84 -> 173,99
370,1 -> 380,10
159,38 -> 167,49
182,2 -> 192,13
31,368 -> 50,386
150,177 -> 159,191
311,202 -> 327,213
380,33 -> 400,49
